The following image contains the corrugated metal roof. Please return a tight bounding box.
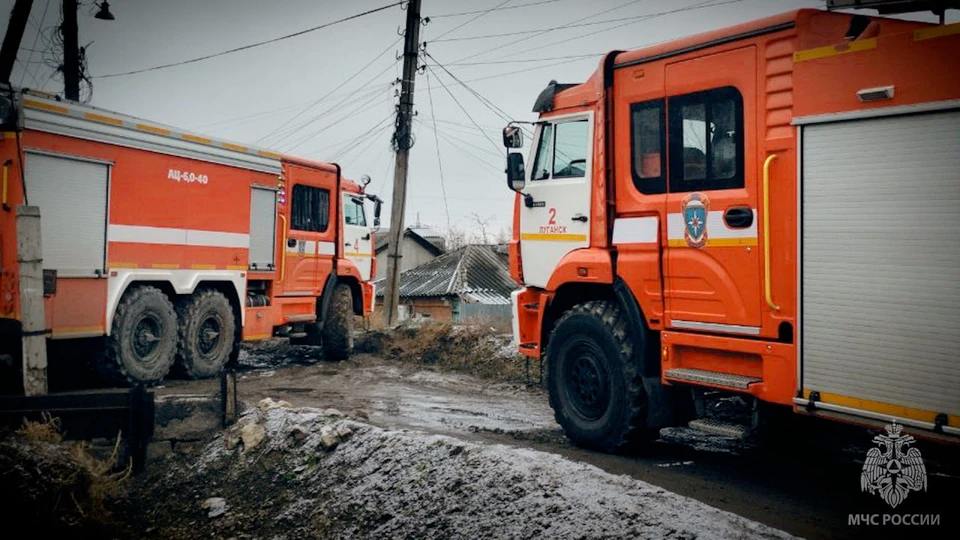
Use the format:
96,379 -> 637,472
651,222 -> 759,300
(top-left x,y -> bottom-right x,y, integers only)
375,245 -> 518,304
374,228 -> 445,256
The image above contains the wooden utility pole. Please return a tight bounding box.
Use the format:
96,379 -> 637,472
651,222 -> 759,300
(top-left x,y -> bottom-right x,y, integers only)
61,0 -> 80,101
383,0 -> 422,326
0,0 -> 34,83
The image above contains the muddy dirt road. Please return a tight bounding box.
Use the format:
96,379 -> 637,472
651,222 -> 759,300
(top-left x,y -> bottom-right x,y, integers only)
157,345 -> 959,539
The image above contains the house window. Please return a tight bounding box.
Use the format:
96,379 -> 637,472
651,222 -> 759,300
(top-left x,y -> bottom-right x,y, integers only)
668,86 -> 743,192
291,184 -> 330,232
630,99 -> 665,194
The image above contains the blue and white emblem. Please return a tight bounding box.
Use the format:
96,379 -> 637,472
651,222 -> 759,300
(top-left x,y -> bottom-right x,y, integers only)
682,193 -> 709,248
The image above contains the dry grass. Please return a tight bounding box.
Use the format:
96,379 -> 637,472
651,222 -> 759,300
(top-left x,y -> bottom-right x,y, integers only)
356,322 -> 531,384
0,415 -> 132,534
17,412 -> 63,443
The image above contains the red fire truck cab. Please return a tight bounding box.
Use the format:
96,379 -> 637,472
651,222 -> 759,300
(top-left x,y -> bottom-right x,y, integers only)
503,9 -> 959,450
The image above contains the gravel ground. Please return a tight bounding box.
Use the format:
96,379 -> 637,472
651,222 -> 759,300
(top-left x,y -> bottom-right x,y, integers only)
124,404 -> 795,539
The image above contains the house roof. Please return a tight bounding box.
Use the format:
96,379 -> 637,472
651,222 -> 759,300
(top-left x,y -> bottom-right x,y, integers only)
375,244 -> 518,305
374,227 -> 444,256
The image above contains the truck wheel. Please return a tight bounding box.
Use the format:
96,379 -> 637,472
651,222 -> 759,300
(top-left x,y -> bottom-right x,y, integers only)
322,284 -> 354,360
103,286 -> 178,386
176,289 -> 236,379
546,300 -> 650,453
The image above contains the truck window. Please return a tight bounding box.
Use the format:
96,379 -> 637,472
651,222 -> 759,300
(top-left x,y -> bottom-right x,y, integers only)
668,86 -> 743,192
531,123 -> 554,180
553,119 -> 588,178
344,196 -> 366,226
291,184 -> 330,232
630,100 -> 665,194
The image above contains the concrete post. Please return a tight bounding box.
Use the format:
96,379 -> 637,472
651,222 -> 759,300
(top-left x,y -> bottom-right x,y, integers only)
16,205 -> 47,395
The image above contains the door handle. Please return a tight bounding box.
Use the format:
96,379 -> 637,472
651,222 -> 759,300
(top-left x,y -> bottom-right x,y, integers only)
345,242 -> 352,248
571,214 -> 588,223
361,233 -> 370,240
287,238 -> 297,248
523,194 -> 545,208
723,206 -> 753,228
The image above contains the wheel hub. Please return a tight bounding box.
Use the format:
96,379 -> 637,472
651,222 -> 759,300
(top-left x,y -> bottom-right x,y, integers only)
198,315 -> 222,355
133,314 -> 162,359
564,340 -> 610,420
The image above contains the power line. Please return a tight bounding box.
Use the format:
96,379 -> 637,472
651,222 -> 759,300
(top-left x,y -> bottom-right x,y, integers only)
430,0 -> 564,18
431,0 -> 513,41
418,114 -> 501,130
424,69 -> 452,231
334,121 -> 393,164
417,118 -> 502,161
93,1 -> 404,78
425,64 -> 501,153
18,0 -> 53,87
331,114 -> 395,160
282,91 -> 394,153
431,11 -> 669,43
190,82 -> 393,131
256,37 -> 401,144
267,60 -> 398,149
502,0 -> 743,60
416,118 -> 503,176
450,0 -> 646,63
425,52 -> 515,121
424,51 -> 532,139
446,53 -> 601,66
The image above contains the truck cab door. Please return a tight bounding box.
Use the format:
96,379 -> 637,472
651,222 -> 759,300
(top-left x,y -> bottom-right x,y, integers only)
282,165 -> 337,296
662,47 -> 762,333
519,113 -> 593,288
341,193 -> 373,281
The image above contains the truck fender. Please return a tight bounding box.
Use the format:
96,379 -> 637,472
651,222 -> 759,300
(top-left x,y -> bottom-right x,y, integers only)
335,261 -> 365,316
545,248 -> 613,291
106,269 -> 245,334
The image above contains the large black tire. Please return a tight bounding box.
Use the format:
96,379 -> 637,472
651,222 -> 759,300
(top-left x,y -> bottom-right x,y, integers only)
546,300 -> 651,453
322,284 -> 354,360
175,289 -> 236,379
103,286 -> 178,386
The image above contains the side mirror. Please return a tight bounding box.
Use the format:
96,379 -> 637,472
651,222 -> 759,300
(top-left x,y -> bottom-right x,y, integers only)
506,152 -> 525,192
366,193 -> 383,227
502,125 -> 523,148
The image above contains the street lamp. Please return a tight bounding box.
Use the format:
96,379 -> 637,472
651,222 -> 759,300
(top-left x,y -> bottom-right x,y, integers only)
94,1 -> 115,21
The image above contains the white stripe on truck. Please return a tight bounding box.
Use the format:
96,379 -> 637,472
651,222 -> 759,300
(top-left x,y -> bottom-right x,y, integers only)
108,224 -> 249,248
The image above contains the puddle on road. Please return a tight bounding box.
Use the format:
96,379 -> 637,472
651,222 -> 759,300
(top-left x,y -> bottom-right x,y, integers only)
233,354 -> 558,444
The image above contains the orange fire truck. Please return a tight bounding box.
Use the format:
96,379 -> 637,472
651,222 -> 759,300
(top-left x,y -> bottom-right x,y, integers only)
0,90 -> 379,389
502,9 -> 959,450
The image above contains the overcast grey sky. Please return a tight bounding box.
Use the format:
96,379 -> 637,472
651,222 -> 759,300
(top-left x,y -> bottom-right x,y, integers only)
3,0 -> 953,237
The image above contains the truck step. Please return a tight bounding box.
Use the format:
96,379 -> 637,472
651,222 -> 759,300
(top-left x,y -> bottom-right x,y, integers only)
688,418 -> 750,439
664,368 -> 760,390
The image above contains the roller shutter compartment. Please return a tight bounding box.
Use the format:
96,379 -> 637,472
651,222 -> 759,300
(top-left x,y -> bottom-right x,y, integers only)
801,110 -> 960,425
24,152 -> 109,277
249,187 -> 277,270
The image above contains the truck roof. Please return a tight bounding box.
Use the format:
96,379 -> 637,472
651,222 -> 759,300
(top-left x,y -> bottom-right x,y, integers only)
18,89 -> 348,180
547,8 -> 937,113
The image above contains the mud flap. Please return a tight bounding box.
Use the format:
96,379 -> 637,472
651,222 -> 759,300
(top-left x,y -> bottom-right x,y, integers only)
317,273 -> 338,331
613,278 -> 685,430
